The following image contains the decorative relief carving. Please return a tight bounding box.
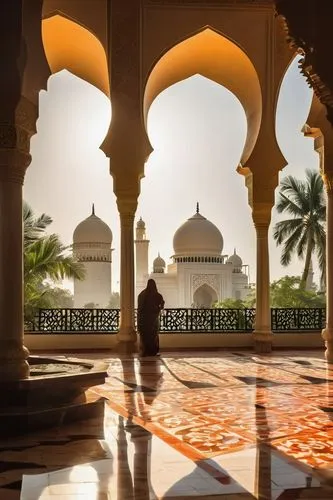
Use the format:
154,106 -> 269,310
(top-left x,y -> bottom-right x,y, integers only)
192,274 -> 220,294
0,99 -> 37,157
15,97 -> 38,134
0,125 -> 17,149
0,124 -> 31,153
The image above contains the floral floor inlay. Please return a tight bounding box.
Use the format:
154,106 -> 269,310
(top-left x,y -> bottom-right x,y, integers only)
3,350 -> 333,499
90,351 -> 333,470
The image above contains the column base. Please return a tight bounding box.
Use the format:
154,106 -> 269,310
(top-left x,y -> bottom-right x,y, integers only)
116,326 -> 137,343
116,340 -> 138,354
253,331 -> 273,354
322,328 -> 333,363
0,341 -> 30,380
116,327 -> 138,354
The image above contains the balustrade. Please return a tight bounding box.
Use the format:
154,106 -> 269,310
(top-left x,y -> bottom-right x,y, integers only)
25,308 -> 326,333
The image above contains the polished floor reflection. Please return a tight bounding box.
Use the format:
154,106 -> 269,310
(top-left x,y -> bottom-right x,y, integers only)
2,350 -> 333,498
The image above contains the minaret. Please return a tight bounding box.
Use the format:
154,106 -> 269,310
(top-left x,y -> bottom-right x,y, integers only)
306,258 -> 315,291
135,217 -> 149,286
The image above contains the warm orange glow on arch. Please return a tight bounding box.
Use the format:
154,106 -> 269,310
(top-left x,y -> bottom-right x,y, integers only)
42,14 -> 110,97
144,28 -> 262,164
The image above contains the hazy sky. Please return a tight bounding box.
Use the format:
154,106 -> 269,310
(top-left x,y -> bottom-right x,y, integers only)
24,56 -> 318,292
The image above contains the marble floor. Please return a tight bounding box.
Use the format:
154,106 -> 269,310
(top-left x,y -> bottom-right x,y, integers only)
2,350 -> 333,499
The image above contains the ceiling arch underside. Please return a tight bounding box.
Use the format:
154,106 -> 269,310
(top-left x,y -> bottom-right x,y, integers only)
42,13 -> 110,97
144,28 -> 262,165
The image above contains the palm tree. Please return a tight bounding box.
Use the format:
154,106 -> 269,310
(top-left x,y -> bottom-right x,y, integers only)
273,170 -> 326,288
24,202 -> 84,323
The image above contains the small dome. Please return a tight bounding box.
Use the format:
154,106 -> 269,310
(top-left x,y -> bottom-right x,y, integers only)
153,253 -> 165,268
173,207 -> 223,257
227,249 -> 243,268
137,217 -> 145,229
73,205 -> 112,245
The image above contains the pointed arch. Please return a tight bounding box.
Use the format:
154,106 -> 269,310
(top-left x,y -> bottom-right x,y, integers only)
42,13 -> 110,97
144,27 -> 262,164
193,283 -> 218,308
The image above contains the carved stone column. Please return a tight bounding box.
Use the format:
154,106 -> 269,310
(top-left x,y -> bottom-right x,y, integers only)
322,173 -> 333,361
0,146 -> 31,380
252,208 -> 273,353
117,198 -> 138,345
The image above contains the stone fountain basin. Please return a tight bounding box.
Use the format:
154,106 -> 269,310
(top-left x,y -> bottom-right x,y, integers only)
0,355 -> 108,435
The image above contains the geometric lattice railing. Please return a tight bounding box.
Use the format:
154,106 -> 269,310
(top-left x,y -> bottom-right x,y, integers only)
24,307 -> 326,333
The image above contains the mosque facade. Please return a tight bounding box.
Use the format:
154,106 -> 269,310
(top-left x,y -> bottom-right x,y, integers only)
135,206 -> 250,308
72,205 -> 113,308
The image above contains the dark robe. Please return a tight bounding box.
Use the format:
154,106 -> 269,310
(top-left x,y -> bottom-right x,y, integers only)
137,287 -> 164,356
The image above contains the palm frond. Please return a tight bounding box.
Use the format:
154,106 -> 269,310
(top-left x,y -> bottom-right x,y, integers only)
273,218 -> 303,245
280,225 -> 304,266
275,170 -> 326,278
23,201 -> 53,247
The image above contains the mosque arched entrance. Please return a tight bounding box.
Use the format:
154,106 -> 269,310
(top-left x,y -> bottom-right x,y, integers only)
193,284 -> 218,309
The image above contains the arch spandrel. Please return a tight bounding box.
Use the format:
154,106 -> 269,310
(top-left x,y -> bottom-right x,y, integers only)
42,13 -> 110,97
142,3 -> 275,86
42,0 -> 108,49
144,28 -> 262,165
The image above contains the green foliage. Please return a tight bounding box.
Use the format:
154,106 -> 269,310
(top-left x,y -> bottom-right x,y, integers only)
24,202 -> 84,324
213,298 -> 246,309
213,277 -> 326,310
273,170 -> 326,288
108,292 -> 120,308
84,302 -> 97,309
42,287 -> 74,308
270,276 -> 326,308
214,288 -> 256,309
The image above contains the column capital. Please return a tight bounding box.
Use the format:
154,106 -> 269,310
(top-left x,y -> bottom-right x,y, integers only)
0,98 -> 38,154
0,150 -> 31,184
117,198 -> 138,217
252,203 -> 272,228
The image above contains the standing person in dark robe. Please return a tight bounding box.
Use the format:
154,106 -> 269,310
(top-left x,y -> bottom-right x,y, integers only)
137,279 -> 165,357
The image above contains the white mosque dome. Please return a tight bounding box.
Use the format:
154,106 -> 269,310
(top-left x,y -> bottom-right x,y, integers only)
227,249 -> 243,268
173,205 -> 223,257
73,205 -> 112,245
153,253 -> 166,272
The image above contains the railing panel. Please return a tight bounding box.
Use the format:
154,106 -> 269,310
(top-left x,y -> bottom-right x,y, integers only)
244,308 -> 256,331
160,309 -> 189,331
271,308 -> 325,331
96,309 -> 120,332
38,309 -> 68,331
69,309 -> 97,331
190,309 -> 213,331
25,307 -> 326,333
213,308 -> 245,331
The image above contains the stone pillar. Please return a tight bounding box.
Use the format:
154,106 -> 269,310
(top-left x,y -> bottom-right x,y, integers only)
252,209 -> 273,353
117,198 -> 138,345
322,173 -> 333,361
0,148 -> 31,380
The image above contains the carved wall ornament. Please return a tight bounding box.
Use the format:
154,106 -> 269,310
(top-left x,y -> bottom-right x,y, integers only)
0,124 -> 17,149
0,124 -> 32,154
192,274 -> 220,294
15,97 -> 38,134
